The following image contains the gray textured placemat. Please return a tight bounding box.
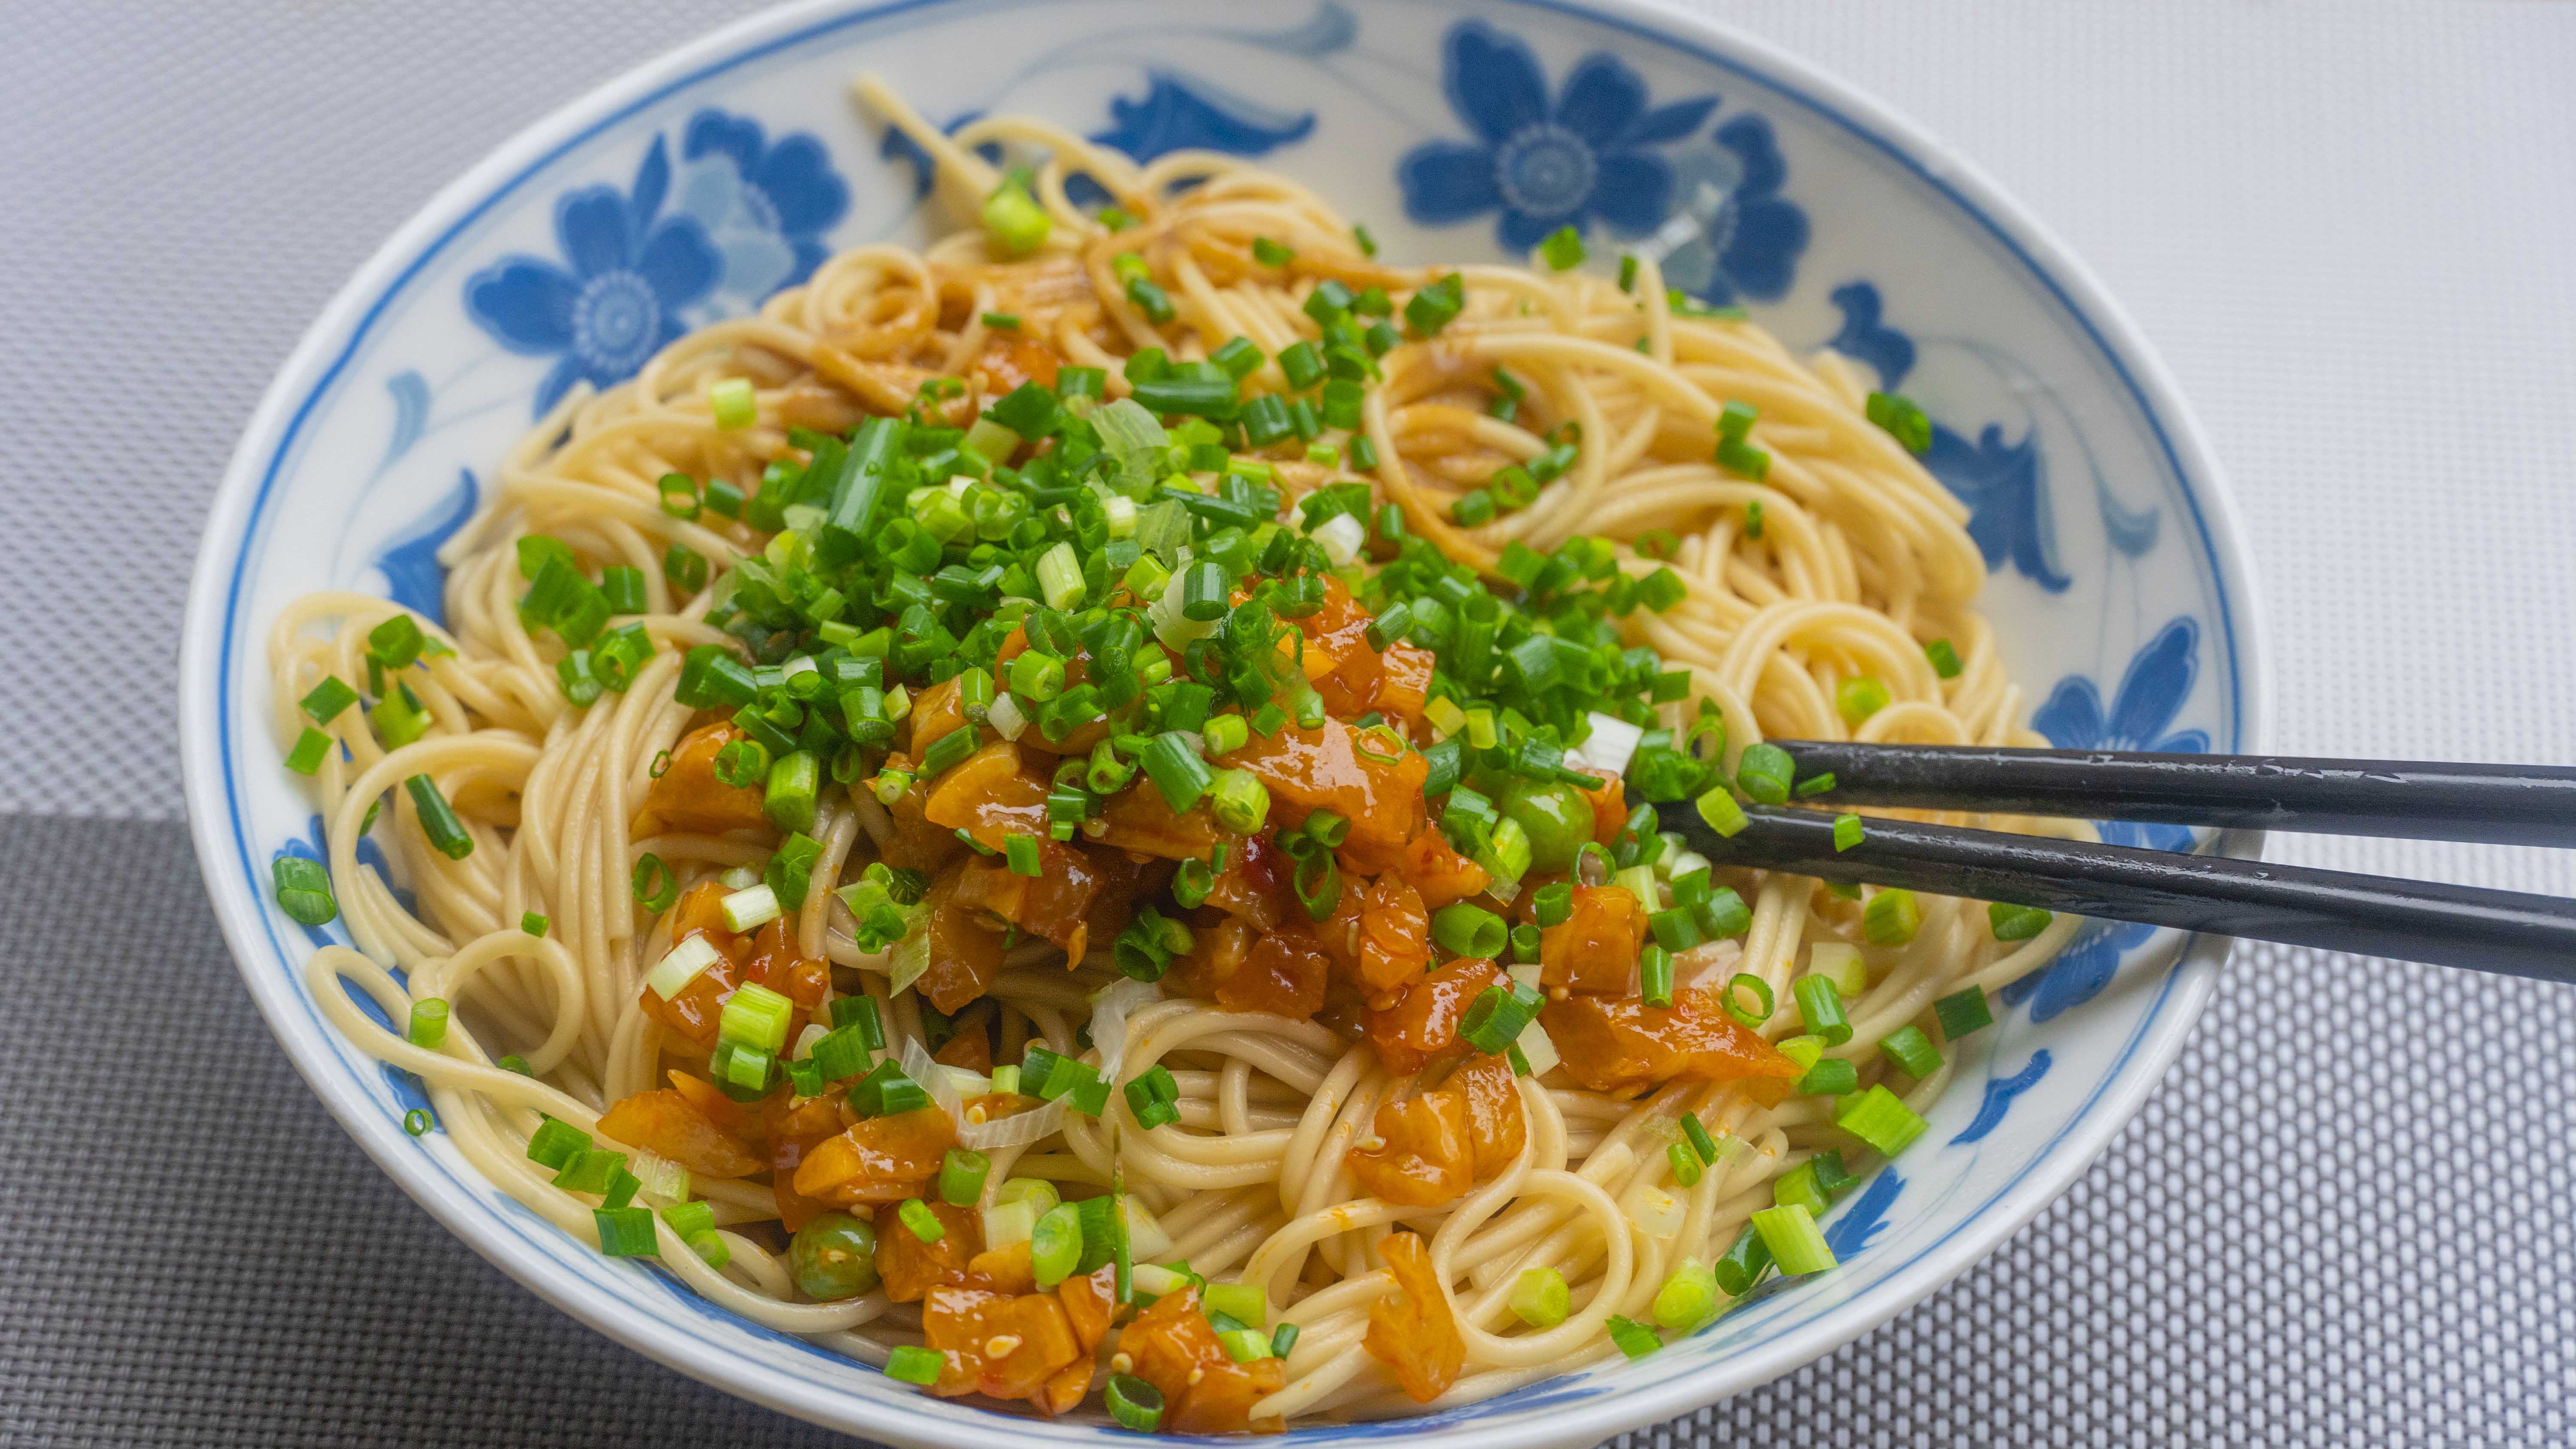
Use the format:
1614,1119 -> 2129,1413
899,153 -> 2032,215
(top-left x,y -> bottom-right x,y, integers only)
6,0 -> 2576,1443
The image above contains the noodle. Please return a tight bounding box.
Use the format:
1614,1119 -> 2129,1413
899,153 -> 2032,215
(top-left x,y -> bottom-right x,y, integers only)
267,80 -> 2091,1429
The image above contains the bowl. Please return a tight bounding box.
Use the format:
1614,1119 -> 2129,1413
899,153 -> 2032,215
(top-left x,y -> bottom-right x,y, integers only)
177,0 -> 2265,1443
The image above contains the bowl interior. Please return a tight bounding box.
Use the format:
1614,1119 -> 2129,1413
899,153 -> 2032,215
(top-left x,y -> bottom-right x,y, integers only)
180,1 -> 2256,1444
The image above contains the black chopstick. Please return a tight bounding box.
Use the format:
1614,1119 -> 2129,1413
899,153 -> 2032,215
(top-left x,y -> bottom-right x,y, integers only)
1656,800 -> 2576,984
1762,741 -> 2576,848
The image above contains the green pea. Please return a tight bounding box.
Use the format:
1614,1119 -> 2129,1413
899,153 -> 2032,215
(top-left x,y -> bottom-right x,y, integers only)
1499,779 -> 1593,873
789,1212 -> 881,1300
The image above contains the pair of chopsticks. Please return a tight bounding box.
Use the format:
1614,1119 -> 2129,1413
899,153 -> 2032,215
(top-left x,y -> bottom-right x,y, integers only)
1655,743 -> 2576,983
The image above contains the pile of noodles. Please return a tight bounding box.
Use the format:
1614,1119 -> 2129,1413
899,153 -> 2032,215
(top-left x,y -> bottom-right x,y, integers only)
274,79 -> 2089,1425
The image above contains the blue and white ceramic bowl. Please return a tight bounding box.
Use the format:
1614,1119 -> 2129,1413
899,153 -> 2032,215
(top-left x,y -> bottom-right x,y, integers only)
179,1 -> 2265,1443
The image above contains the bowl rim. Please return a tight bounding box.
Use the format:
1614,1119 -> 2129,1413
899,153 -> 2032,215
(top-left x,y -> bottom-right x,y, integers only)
177,0 -> 2269,1443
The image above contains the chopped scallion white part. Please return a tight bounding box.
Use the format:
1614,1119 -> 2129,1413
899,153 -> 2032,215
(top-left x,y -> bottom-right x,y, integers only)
1634,1184 -> 1685,1239
629,1151 -> 690,1205
721,883 -> 781,932
1102,492 -> 1139,538
1810,942 -> 1867,996
791,1023 -> 828,1061
987,692 -> 1028,741
644,936 -> 721,999
940,1065 -> 994,1097
1123,1198 -> 1174,1260
981,1197 -> 1037,1251
1574,710 -> 1644,776
719,865 -> 762,891
1311,511 -> 1367,566
1513,1015 -> 1559,1079
1129,1262 -> 1187,1298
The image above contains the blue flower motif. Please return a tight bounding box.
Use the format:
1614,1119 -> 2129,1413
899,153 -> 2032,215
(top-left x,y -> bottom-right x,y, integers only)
1824,282 -> 1914,391
465,136 -> 721,415
1399,20 -> 1720,253
1652,115 -> 1808,306
675,109 -> 849,303
2005,618 -> 2207,1019
1926,421 -> 2071,593
371,469 -> 477,628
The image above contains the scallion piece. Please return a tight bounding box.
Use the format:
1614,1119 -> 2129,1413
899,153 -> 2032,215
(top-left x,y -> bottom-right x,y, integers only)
520,912 -> 549,937
1862,888 -> 1921,945
1878,1025 -> 1943,1078
405,997 -> 449,1049
271,855 -> 337,925
1106,1373 -> 1164,1431
1933,986 -> 1993,1040
939,1147 -> 992,1206
1538,224 -> 1586,270
1652,1259 -> 1718,1330
399,775 -> 472,860
1722,972 -> 1772,1028
897,1197 -> 944,1243
1836,676 -> 1890,724
1832,813 -> 1864,852
1925,637 -> 1963,679
595,1206 -> 658,1257
719,982 -> 793,1054
708,377 -> 756,429
1750,1203 -> 1837,1275
884,1344 -> 943,1386
299,676 -> 358,724
1141,731 -> 1213,813
1431,902 -> 1506,959
1793,974 -> 1852,1045
982,179 -> 1052,256
1735,742 -> 1793,804
1605,1314 -> 1661,1358
1640,944 -> 1676,1008
1694,783 -> 1750,838
1667,1140 -> 1704,1187
1989,901 -> 2054,941
1796,1056 -> 1858,1096
1836,1083 -> 1930,1155
1510,1266 -> 1570,1328
1714,1223 -> 1773,1296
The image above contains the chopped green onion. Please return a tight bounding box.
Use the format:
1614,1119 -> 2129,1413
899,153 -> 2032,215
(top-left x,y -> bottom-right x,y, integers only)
1836,1083 -> 1930,1155
719,982 -> 793,1054
1030,1201 -> 1082,1287
1652,1259 -> 1718,1329
884,1344 -> 943,1386
1750,1203 -> 1837,1275
405,775 -> 474,860
1605,1314 -> 1660,1358
1714,1223 -> 1773,1296
1695,784 -> 1750,837
526,1119 -> 591,1169
1717,400 -> 1759,441
299,676 -> 359,724
520,912 -> 549,937
1681,1111 -> 1721,1165
284,726 -> 334,776
1925,638 -> 1963,679
1861,888 -> 1921,945
1004,833 -> 1044,877
632,852 -> 677,913
1796,1056 -> 1858,1096
1667,1140 -> 1704,1186
1736,742 -> 1793,804
1865,391 -> 1934,455
1836,676 -> 1889,724
1989,901 -> 2054,941
404,1107 -> 434,1136
1106,1372 -> 1164,1431
709,377 -> 756,430
1793,974 -> 1852,1045
1510,1266 -> 1570,1327
1640,944 -> 1675,1008
897,1197 -> 944,1243
1934,986 -> 1994,1040
1036,540 -> 1086,610
1832,813 -> 1864,852
595,1206 -> 658,1257
1721,972 -> 1773,1027
1538,224 -> 1586,270
1141,731 -> 1213,812
271,856 -> 337,926
1878,1025 -> 1943,1078
939,1147 -> 992,1206
1431,902 -> 1506,959
407,998 -> 449,1049
1207,769 -> 1270,833
982,179 -> 1052,256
